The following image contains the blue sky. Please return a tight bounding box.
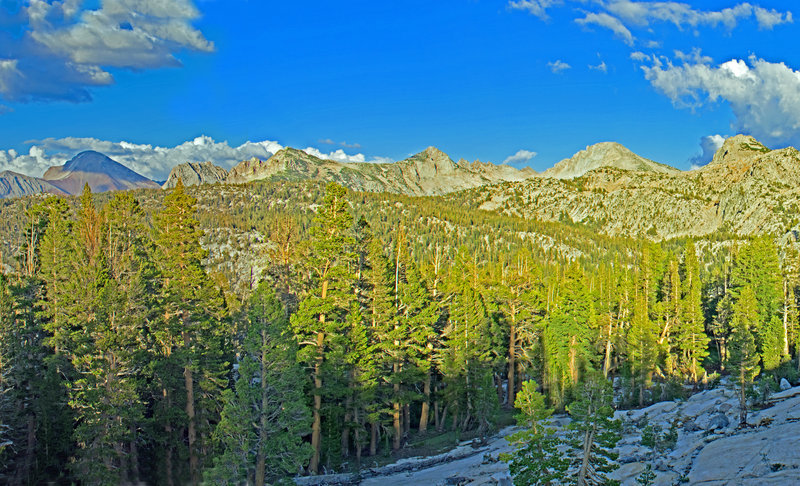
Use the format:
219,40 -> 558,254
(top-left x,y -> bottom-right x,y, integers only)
1,1 -> 798,179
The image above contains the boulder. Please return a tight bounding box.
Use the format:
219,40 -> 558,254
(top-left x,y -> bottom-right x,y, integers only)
780,378 -> 791,391
706,413 -> 730,432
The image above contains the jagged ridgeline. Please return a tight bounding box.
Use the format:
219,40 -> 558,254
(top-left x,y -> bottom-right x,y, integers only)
462,135 -> 800,239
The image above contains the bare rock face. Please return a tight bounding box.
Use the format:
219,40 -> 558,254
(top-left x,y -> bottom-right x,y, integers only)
163,162 -> 228,189
709,134 -> 771,166
461,159 -> 537,182
542,142 -> 679,179
611,385 -> 800,485
0,170 -> 67,199
42,150 -> 159,195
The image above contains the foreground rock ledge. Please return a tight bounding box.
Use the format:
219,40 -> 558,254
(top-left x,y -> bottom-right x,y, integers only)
295,385 -> 800,485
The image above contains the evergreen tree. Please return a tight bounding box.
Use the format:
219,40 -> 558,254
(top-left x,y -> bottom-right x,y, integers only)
206,282 -> 311,485
502,380 -> 569,485
290,182 -> 354,473
492,252 -> 543,406
440,273 -> 499,435
544,264 -> 593,409
398,260 -> 438,433
727,286 -> 761,426
626,266 -> 659,407
153,179 -> 228,485
676,241 -> 709,382
566,373 -> 621,486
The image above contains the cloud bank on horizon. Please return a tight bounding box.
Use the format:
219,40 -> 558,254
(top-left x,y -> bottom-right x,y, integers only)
0,0 -> 212,104
511,0 -> 798,162
0,136 -> 393,181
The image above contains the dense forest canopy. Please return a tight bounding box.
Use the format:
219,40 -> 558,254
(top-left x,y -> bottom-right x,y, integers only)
1,180 -> 799,485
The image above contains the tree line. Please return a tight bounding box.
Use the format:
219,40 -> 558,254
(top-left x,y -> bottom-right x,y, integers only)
1,181 -> 799,485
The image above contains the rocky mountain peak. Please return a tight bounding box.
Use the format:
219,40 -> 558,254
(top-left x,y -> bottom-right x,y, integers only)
163,161 -> 228,189
710,134 -> 771,166
543,141 -> 678,179
403,146 -> 457,176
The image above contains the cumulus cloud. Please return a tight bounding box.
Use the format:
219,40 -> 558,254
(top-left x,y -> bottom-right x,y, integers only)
639,54 -> 800,147
576,12 -> 634,45
0,135 -> 395,180
690,134 -> 726,168
503,149 -> 538,165
548,60 -> 571,73
0,0 -> 212,103
302,147 -> 391,164
0,146 -> 57,177
508,0 -> 563,20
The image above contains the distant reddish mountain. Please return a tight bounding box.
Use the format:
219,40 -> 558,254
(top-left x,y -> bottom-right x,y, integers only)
42,150 -> 160,195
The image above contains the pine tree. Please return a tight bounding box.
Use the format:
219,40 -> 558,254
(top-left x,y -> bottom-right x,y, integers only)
626,263 -> 659,407
676,241 -> 709,382
440,272 -> 498,435
658,258 -> 681,375
68,185 -> 135,485
398,260 -> 438,433
206,282 -> 311,485
290,182 -> 354,473
502,380 -> 569,485
727,286 -> 761,427
544,264 -> 593,409
566,373 -> 621,486
153,179 -> 227,485
492,252 -> 543,406
729,237 -> 782,369
363,234 -> 395,455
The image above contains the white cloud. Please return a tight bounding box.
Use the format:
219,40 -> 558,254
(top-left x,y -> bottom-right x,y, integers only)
576,12 -> 634,46
503,149 -> 538,165
0,146 -> 59,177
605,1 -> 755,30
510,2 -> 792,46
641,55 -> 800,147
589,61 -> 608,73
753,6 -> 793,29
0,0 -> 212,103
690,134 -> 726,168
302,147 -> 390,164
548,59 -> 572,73
630,51 -> 650,62
508,0 -> 563,20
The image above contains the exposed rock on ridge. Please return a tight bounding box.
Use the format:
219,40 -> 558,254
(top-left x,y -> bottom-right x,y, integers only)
0,170 -> 67,199
543,142 -> 679,179
473,135 -> 800,240
163,161 -> 228,188
224,146 -> 536,196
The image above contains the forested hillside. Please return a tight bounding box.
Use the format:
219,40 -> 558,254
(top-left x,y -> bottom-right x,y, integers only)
2,179 -> 799,485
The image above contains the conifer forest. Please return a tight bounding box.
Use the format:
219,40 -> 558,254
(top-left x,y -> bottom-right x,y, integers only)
1,179 -> 799,485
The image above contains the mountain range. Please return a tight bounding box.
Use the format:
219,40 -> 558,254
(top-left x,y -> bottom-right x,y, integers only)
469,135 -> 800,239
5,135 -> 800,242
